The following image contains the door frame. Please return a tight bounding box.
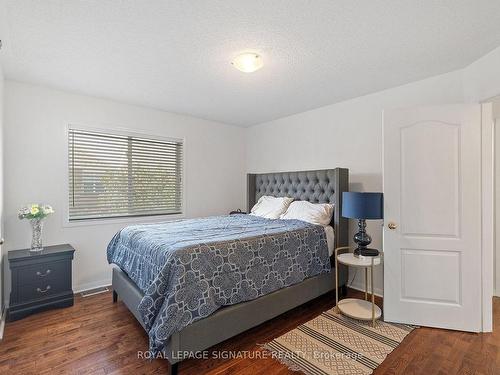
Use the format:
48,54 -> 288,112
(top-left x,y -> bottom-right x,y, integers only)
481,102 -> 494,332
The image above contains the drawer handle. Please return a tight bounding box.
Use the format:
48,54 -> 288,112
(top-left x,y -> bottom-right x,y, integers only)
36,269 -> 51,277
37,285 -> 51,293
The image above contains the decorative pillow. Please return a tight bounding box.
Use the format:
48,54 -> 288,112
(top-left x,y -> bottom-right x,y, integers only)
250,196 -> 294,219
280,201 -> 334,226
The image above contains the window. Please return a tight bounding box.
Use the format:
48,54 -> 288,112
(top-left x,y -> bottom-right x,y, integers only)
68,128 -> 183,221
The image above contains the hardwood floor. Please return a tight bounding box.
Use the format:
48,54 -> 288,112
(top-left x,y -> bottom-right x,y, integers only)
0,289 -> 499,375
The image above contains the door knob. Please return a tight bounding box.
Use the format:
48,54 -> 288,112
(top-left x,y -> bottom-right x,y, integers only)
388,222 -> 397,230
0,238 -> 4,245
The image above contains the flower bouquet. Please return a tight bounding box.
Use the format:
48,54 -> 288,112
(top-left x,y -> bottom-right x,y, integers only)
18,204 -> 55,251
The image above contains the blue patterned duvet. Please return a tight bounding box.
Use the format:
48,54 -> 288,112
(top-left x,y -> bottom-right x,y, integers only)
107,214 -> 330,354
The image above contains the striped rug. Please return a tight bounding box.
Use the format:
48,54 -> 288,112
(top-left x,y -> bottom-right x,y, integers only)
264,309 -> 414,375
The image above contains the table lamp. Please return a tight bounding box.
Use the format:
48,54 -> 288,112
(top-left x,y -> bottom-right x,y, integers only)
342,192 -> 384,257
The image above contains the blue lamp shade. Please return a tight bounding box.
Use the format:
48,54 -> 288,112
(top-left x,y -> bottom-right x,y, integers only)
342,192 -> 383,220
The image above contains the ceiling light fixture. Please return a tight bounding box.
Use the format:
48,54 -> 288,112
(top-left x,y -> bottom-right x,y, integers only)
231,53 -> 263,73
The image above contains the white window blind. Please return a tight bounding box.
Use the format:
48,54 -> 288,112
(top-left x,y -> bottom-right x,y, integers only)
68,128 -> 183,221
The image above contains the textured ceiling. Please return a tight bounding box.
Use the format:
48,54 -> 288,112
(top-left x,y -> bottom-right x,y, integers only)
1,1 -> 500,126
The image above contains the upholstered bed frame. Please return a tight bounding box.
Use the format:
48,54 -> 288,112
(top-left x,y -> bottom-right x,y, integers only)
111,167 -> 349,374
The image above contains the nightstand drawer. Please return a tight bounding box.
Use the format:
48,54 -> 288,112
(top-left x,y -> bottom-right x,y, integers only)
19,281 -> 68,301
17,260 -> 71,286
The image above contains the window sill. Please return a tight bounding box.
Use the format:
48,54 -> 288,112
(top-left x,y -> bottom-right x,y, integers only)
62,213 -> 186,228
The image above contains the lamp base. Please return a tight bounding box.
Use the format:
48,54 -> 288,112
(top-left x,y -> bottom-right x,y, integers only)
352,219 -> 379,257
353,247 -> 379,257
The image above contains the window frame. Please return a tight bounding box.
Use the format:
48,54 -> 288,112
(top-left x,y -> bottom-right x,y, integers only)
63,124 -> 186,227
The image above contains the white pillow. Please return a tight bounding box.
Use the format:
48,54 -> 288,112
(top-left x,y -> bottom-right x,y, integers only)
250,196 -> 294,219
280,201 -> 334,226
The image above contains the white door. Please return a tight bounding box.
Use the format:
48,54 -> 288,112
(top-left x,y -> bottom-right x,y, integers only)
383,104 -> 482,332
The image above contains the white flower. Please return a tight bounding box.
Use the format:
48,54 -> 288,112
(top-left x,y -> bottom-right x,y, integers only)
42,205 -> 54,215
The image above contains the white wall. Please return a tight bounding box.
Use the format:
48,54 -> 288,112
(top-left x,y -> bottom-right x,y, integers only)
245,70 -> 464,295
3,81 -> 246,304
463,45 -> 500,103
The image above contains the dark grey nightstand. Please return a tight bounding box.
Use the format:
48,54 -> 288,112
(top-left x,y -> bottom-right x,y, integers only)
8,244 -> 75,321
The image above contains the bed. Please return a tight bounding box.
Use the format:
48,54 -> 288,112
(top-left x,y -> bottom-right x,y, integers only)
110,168 -> 349,374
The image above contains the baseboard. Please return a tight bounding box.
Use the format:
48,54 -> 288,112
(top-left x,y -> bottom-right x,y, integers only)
348,281 -> 384,298
74,279 -> 112,294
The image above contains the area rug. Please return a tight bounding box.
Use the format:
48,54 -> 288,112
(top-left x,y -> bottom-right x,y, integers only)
264,308 -> 415,375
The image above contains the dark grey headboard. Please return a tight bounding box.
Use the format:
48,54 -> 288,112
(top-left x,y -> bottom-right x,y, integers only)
247,168 -> 349,249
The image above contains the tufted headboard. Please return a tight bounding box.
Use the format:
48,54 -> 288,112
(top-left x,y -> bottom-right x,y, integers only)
247,168 -> 349,249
